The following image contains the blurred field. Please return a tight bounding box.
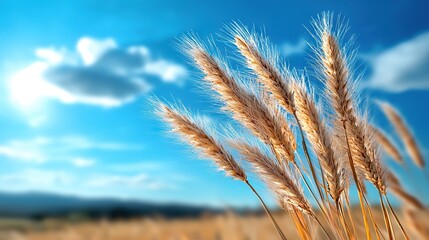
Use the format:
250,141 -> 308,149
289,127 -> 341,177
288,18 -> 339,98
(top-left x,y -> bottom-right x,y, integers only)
0,207 -> 427,240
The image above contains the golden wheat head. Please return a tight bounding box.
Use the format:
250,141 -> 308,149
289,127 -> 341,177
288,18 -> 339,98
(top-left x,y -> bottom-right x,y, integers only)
291,78 -> 345,201
156,102 -> 247,181
229,24 -> 295,114
230,141 -> 313,216
181,36 -> 296,163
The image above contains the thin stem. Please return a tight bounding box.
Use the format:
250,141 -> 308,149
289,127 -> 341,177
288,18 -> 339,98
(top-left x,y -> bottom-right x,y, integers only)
293,112 -> 327,203
291,209 -> 311,240
294,163 -> 331,224
245,180 -> 288,240
343,120 -> 371,240
342,192 -> 358,238
313,214 -> 333,240
385,195 -> 410,240
296,163 -> 344,239
363,194 -> 383,240
379,190 -> 394,240
336,200 -> 353,240
341,120 -> 372,240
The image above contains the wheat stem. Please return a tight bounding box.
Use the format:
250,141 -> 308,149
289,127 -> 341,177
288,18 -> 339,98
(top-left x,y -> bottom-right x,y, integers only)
363,193 -> 383,240
245,180 -> 288,240
336,200 -> 354,239
290,209 -> 311,240
379,190 -> 394,240
293,162 -> 330,222
342,193 -> 358,238
293,111 -> 327,203
342,120 -> 372,240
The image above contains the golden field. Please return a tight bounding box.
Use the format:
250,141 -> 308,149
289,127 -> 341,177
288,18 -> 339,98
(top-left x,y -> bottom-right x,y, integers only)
0,208 -> 428,240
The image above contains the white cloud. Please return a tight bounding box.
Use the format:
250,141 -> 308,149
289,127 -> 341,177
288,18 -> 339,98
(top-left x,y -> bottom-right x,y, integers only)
0,169 -> 74,187
127,46 -> 150,57
364,31 -> 429,92
0,146 -> 46,163
281,38 -> 307,57
59,136 -> 143,150
35,48 -> 65,64
105,162 -> 162,172
9,61 -> 64,108
0,136 -> 142,163
77,37 -> 117,65
73,158 -> 95,167
0,137 -> 49,163
144,60 -> 188,84
8,37 -> 187,109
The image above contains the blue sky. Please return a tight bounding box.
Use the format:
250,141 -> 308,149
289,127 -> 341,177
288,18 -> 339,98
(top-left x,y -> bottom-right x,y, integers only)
0,0 -> 428,208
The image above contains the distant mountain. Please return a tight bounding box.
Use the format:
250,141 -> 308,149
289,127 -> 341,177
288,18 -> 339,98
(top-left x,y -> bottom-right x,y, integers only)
0,192 -> 221,220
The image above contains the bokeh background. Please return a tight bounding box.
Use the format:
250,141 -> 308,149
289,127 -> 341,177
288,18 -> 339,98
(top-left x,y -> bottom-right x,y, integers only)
0,0 -> 428,238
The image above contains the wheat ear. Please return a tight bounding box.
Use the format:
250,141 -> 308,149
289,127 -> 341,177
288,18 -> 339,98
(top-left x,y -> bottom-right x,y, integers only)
232,29 -> 294,114
291,80 -> 344,202
356,121 -> 387,194
377,101 -> 425,168
230,141 -> 313,216
156,103 -> 246,181
317,13 -> 390,193
181,37 -> 295,163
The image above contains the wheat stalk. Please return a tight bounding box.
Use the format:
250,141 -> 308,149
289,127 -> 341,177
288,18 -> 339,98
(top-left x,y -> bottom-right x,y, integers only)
313,13 -> 395,239
390,185 -> 424,210
316,13 -> 391,195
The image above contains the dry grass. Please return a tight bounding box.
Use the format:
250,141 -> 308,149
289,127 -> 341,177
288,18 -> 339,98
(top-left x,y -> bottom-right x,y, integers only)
151,12 -> 427,240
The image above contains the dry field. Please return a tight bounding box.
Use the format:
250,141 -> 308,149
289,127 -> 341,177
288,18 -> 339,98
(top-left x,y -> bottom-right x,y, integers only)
0,208 -> 428,240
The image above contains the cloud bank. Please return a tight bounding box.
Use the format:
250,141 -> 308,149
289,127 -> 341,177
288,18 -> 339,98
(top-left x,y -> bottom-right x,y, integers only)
9,37 -> 188,108
364,31 -> 429,92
